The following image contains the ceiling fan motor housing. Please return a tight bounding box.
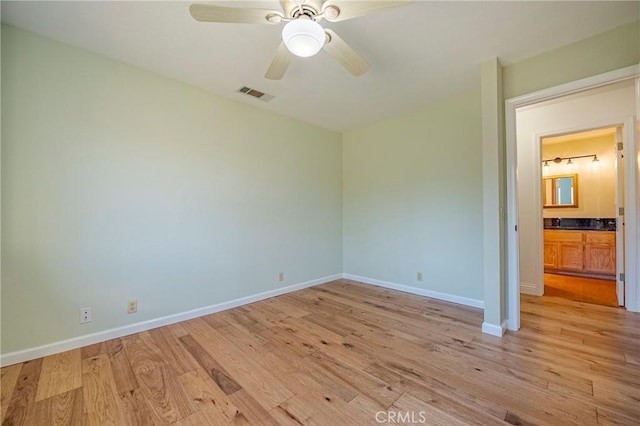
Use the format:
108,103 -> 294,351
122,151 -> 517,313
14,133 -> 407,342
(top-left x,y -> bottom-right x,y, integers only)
292,5 -> 319,21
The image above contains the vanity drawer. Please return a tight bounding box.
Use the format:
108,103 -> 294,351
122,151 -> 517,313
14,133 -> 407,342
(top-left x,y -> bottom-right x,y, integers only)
544,229 -> 583,242
585,231 -> 615,245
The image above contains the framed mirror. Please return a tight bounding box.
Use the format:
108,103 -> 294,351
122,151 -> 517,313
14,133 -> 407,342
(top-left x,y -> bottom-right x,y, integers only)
543,174 -> 578,208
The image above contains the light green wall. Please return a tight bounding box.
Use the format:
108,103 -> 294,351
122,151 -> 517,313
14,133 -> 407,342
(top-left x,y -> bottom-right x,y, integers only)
503,21 -> 640,100
1,25 -> 343,354
3,18 -> 638,356
342,91 -> 484,301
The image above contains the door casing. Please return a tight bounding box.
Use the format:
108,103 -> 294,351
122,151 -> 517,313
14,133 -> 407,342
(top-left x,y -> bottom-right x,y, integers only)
505,64 -> 640,331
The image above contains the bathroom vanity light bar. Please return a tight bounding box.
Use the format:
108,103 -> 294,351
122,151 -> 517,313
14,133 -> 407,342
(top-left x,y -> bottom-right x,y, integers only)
542,154 -> 599,167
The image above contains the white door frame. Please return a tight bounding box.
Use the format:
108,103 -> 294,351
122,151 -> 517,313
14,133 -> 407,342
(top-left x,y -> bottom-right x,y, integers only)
615,125 -> 625,307
531,124 -> 622,298
505,64 -> 640,331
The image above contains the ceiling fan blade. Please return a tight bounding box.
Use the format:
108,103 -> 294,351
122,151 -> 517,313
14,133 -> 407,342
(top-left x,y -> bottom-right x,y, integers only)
322,0 -> 411,22
189,4 -> 283,24
265,43 -> 295,80
322,29 -> 369,76
280,0 -> 296,18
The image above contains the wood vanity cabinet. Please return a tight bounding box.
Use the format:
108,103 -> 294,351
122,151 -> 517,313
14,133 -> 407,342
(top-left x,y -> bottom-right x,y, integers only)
543,229 -> 615,278
584,232 -> 617,275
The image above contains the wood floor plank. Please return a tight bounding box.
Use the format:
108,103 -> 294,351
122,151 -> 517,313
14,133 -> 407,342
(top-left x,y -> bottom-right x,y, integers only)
215,321 -> 269,354
313,285 -> 480,339
389,392 -> 469,426
303,312 -> 356,337
263,296 -> 312,318
148,326 -> 199,375
32,387 -> 85,426
277,385 -> 371,425
595,405 -> 639,426
106,338 -> 139,394
623,351 -> 640,366
216,307 -> 267,334
3,279 -> 639,425
282,291 -> 353,316
118,388 -> 157,426
241,302 -> 290,327
347,393 -> 388,418
2,359 -> 42,426
308,351 -> 401,408
178,367 -> 245,424
200,312 -> 233,330
134,364 -> 195,425
81,342 -> 106,360
81,354 -> 126,426
171,410 -> 210,426
384,343 -> 597,425
317,282 -> 483,328
35,349 -> 82,401
591,377 -> 640,421
121,332 -> 167,375
269,405 -> 308,425
0,363 -> 22,423
367,362 -> 508,426
181,318 -> 293,409
166,323 -> 189,338
178,334 -> 242,396
366,356 -> 512,423
227,389 -> 277,426
258,326 -> 319,358
589,362 -> 640,388
295,358 -> 361,404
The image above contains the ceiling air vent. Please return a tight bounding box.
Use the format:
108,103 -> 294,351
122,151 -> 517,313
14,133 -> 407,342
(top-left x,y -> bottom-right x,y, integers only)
237,86 -> 274,102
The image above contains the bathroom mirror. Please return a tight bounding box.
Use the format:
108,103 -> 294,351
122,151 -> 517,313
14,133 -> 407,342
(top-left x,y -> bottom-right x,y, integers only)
543,174 -> 578,208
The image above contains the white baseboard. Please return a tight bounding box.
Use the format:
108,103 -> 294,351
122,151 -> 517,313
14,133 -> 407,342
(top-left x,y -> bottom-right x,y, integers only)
1,273 -> 489,366
0,274 -> 342,367
342,274 -> 484,309
520,281 -> 539,295
482,320 -> 507,337
506,318 -> 519,332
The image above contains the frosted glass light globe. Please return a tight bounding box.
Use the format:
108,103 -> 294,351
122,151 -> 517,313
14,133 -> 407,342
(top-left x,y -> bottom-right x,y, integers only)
282,19 -> 325,57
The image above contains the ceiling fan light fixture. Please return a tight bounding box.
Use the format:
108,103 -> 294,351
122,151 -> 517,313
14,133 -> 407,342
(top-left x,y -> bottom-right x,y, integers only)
282,19 -> 325,57
323,5 -> 340,20
266,13 -> 282,24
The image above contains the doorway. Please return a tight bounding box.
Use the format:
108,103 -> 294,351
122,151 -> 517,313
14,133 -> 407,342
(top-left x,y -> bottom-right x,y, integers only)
540,127 -> 621,308
505,67 -> 639,331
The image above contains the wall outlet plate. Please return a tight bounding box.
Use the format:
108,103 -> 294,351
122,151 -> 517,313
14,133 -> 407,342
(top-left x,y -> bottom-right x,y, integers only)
127,300 -> 138,314
80,307 -> 91,323
278,272 -> 284,282
417,272 -> 423,281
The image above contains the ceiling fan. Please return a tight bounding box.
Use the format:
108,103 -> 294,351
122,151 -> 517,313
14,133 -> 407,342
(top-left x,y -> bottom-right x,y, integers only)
189,0 -> 411,80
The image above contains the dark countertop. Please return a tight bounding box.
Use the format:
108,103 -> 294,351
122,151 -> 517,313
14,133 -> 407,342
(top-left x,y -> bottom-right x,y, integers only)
543,218 -> 617,232
544,227 -> 615,231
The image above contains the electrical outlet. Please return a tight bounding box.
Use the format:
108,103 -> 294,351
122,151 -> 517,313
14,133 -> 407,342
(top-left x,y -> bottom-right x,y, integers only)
127,300 -> 138,314
80,307 -> 91,324
278,272 -> 284,282
417,272 -> 423,281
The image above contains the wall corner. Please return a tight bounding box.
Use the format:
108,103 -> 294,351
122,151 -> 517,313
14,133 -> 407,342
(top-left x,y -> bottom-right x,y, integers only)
481,57 -> 507,332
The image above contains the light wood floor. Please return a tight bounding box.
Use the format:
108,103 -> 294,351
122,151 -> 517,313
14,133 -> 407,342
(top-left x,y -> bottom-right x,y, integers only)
2,280 -> 639,425
544,273 -> 618,307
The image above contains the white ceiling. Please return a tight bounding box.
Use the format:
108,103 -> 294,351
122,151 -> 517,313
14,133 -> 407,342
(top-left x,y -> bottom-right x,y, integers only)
2,1 -> 638,132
